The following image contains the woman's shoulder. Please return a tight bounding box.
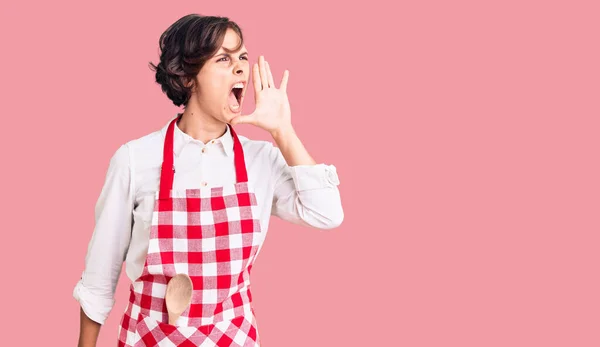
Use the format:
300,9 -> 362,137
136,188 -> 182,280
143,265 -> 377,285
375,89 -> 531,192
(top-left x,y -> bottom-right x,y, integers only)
124,128 -> 164,154
102,126 -> 166,176
237,133 -> 280,162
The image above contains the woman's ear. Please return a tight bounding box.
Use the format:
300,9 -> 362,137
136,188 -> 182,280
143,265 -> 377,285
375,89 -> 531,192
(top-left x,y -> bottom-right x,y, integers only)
185,77 -> 197,93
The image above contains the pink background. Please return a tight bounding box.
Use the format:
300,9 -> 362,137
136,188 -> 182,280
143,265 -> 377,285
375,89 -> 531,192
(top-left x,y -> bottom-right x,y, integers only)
1,0 -> 599,346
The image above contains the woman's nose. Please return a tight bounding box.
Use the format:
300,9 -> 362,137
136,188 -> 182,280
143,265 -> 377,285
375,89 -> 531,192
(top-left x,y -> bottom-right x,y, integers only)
233,60 -> 246,75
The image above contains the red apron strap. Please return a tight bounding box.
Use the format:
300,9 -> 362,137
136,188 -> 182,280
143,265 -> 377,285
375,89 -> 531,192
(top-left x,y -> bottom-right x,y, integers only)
158,117 -> 248,200
159,116 -> 178,200
228,124 -> 248,183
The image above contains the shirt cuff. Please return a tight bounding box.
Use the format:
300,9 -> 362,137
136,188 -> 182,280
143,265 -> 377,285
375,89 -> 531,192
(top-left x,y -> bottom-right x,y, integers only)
289,164 -> 340,191
72,277 -> 115,325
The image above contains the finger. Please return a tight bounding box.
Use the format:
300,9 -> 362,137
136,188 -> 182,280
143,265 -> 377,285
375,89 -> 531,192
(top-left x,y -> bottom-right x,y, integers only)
280,70 -> 289,93
252,63 -> 261,95
266,61 -> 275,88
230,114 -> 257,126
259,55 -> 269,88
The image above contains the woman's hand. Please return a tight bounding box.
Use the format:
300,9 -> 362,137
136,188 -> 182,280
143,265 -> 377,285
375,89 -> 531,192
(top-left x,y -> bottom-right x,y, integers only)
230,56 -> 292,136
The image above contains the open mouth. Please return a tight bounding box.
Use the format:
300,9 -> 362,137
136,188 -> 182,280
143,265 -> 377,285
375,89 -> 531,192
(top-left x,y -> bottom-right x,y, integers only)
228,82 -> 245,112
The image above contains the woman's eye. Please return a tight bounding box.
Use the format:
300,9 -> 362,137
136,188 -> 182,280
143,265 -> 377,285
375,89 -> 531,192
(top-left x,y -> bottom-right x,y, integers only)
217,56 -> 247,62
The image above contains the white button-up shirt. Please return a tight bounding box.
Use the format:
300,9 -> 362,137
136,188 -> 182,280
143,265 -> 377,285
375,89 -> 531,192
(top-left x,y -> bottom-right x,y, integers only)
73,115 -> 344,324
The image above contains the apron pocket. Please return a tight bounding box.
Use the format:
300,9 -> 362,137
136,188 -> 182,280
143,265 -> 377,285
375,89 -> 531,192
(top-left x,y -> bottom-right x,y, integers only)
133,313 -> 214,347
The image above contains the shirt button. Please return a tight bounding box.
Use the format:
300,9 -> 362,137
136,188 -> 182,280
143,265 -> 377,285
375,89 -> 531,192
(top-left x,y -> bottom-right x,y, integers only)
211,140 -> 215,144
201,147 -> 206,153
201,181 -> 207,187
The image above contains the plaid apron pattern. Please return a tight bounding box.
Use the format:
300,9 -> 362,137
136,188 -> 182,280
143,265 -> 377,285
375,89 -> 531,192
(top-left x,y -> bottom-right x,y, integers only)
118,116 -> 262,346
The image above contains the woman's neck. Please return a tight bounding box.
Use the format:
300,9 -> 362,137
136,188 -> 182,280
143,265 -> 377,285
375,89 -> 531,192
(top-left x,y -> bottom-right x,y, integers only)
177,109 -> 227,144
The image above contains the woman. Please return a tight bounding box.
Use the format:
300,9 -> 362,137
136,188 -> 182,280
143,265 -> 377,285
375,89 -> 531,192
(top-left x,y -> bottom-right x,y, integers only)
74,14 -> 344,347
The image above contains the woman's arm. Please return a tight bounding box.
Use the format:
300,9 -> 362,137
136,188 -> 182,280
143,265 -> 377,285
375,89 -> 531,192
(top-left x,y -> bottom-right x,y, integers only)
269,128 -> 344,229
270,125 -> 315,166
230,56 -> 343,227
78,308 -> 101,347
73,143 -> 134,344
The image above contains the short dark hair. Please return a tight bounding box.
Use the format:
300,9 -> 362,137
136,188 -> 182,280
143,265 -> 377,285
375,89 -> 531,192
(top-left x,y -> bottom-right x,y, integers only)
148,14 -> 244,107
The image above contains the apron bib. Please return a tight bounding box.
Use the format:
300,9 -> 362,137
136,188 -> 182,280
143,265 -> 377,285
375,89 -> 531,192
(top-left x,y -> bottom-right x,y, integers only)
118,116 -> 262,346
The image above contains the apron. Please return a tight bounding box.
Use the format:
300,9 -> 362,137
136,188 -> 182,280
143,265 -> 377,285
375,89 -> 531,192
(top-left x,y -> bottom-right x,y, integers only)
118,115 -> 262,346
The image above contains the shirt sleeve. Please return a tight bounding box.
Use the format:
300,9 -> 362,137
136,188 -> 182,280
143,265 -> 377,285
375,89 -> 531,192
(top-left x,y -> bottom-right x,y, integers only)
72,144 -> 133,325
270,146 -> 344,229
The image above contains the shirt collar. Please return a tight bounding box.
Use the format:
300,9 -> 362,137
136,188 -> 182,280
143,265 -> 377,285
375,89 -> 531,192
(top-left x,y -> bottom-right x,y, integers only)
160,114 -> 234,157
